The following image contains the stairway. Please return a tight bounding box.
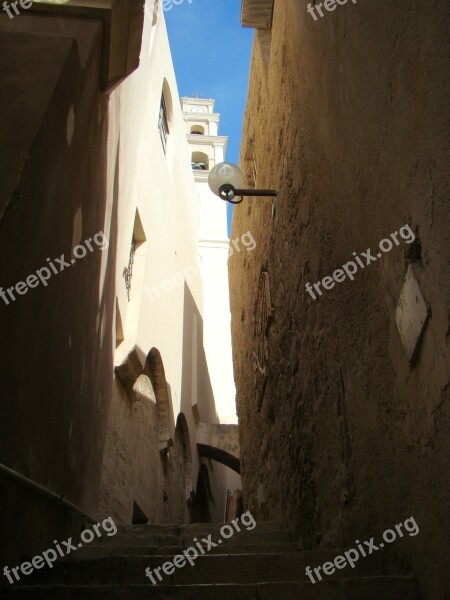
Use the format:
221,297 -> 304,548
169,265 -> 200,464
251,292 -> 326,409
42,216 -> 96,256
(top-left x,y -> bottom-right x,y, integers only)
2,521 -> 418,599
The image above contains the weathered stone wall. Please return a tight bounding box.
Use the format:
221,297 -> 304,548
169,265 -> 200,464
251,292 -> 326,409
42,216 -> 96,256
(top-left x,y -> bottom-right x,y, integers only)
97,377 -> 163,524
98,374 -> 193,525
230,1 -> 449,598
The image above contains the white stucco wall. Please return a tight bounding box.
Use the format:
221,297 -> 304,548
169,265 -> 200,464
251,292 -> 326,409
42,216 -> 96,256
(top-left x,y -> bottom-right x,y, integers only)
197,183 -> 237,424
100,1 -> 239,522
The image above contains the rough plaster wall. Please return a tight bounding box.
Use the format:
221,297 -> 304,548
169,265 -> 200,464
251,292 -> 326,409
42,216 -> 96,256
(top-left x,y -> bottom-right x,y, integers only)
229,1 -> 449,598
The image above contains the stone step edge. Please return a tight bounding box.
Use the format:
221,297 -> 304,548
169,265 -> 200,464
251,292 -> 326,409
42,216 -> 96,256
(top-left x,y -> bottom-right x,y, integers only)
119,522 -> 287,528
76,543 -> 300,551
1,575 -> 417,590
69,545 -> 303,557
63,551 -> 345,559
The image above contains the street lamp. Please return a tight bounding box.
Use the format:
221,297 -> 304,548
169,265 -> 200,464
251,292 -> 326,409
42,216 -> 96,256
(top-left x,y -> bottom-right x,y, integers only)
208,162 -> 277,204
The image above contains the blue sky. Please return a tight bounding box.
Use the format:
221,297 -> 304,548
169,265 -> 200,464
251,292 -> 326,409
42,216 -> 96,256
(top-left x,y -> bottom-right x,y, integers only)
165,0 -> 254,232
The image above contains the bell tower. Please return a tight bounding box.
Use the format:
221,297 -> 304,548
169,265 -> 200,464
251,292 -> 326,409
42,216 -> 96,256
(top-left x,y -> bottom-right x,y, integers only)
182,96 -> 237,424
182,96 -> 226,169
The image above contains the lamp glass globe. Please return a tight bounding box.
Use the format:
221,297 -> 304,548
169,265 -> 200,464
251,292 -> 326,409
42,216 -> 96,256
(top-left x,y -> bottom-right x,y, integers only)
208,163 -> 245,197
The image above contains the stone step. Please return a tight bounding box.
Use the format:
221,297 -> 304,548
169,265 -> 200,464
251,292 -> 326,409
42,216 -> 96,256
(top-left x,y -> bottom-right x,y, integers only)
71,543 -> 300,558
116,521 -> 287,535
1,576 -> 418,599
91,529 -> 291,547
21,552 -> 384,586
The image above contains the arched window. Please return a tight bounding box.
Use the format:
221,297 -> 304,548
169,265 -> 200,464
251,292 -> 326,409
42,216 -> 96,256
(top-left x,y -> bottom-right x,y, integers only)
191,151 -> 209,171
158,80 -> 173,153
190,125 -> 205,135
152,0 -> 159,26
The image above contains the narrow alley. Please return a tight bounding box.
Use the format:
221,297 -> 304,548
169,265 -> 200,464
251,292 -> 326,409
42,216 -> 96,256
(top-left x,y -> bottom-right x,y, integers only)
0,1 -> 448,599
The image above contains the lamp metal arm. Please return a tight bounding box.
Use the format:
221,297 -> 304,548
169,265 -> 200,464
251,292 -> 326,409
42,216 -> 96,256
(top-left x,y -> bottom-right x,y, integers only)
219,184 -> 277,204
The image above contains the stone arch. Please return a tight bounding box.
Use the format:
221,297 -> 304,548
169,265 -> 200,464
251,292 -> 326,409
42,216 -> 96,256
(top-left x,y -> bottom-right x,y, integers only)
114,346 -> 174,454
191,151 -> 209,170
196,423 -> 241,474
197,445 -> 240,474
161,412 -> 194,523
191,124 -> 205,135
145,348 -> 174,454
174,413 -> 194,503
